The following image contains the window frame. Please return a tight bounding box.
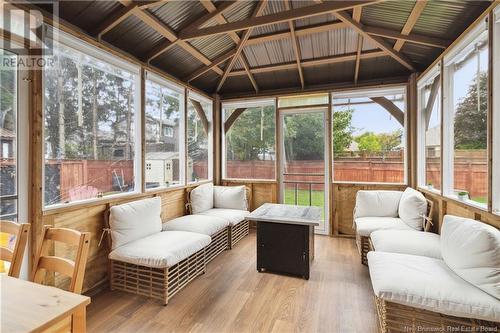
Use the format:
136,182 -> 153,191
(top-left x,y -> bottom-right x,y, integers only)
186,90 -> 213,184
331,86 -> 408,185
442,20 -> 489,210
221,98 -> 277,181
493,6 -> 500,215
417,63 -> 442,193
144,71 -> 185,191
42,29 -> 142,210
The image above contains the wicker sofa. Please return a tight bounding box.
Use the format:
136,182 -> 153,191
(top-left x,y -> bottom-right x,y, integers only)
186,183 -> 251,248
367,215 -> 500,332
353,187 -> 433,265
105,197 -> 212,305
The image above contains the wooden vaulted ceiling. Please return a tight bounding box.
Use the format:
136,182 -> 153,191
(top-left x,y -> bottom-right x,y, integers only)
32,0 -> 490,97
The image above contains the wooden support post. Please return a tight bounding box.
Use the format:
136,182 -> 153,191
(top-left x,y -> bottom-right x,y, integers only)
408,73 -> 418,188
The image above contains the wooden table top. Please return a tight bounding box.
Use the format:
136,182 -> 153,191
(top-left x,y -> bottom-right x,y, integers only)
247,203 -> 321,226
0,275 -> 90,333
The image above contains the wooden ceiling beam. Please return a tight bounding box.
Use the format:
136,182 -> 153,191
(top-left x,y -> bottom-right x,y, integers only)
364,25 -> 450,49
133,8 -> 223,75
424,74 -> 441,129
334,11 -> 416,71
246,21 -> 346,46
145,40 -> 178,63
394,0 -> 427,51
94,3 -> 137,38
185,49 -> 236,82
228,50 -> 386,77
353,6 -> 362,84
224,108 -> 248,133
189,99 -> 209,135
192,0 -> 257,92
179,0 -> 383,40
183,1 -> 239,32
370,97 -> 405,126
284,0 -> 304,89
216,0 -> 268,93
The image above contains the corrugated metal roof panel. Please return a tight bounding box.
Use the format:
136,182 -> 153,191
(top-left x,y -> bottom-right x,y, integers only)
361,1 -> 417,31
58,1 -> 123,33
150,1 -> 206,32
233,58 -> 244,71
189,34 -> 235,61
151,44 -> 201,79
192,71 -> 220,94
103,15 -> 164,59
299,27 -> 359,60
224,1 -> 258,23
243,39 -> 296,67
401,43 -> 441,69
358,56 -> 410,82
218,75 -> 256,95
303,62 -> 355,87
254,69 -> 301,91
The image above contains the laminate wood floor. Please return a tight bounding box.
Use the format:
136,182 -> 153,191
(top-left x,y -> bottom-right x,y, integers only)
87,231 -> 379,333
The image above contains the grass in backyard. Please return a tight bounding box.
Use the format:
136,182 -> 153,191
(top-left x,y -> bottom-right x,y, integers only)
284,189 -> 325,207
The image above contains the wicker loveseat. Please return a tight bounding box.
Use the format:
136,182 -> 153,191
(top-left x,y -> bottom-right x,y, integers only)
186,183 -> 251,248
353,187 -> 433,265
105,197 -> 212,305
367,215 -> 500,332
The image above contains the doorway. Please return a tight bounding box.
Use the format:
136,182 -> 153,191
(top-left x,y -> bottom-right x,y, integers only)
279,106 -> 329,234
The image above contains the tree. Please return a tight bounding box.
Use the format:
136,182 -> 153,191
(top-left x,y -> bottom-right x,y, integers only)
355,132 -> 381,155
284,112 -> 324,160
332,109 -> 354,154
378,129 -> 403,156
454,72 -> 487,149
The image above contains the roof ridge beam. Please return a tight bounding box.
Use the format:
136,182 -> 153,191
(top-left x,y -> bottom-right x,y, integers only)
179,0 -> 383,40
394,0 -> 427,51
364,25 -> 449,49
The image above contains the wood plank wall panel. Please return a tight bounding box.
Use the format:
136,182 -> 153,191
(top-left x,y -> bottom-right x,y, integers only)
42,188 -> 187,293
420,188 -> 500,232
333,183 -> 407,236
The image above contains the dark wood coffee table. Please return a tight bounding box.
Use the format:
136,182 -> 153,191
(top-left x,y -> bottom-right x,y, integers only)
246,203 -> 321,280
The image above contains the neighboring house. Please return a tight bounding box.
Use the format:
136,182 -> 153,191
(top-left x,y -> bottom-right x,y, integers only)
0,128 -> 15,159
145,151 -> 192,188
425,126 -> 441,157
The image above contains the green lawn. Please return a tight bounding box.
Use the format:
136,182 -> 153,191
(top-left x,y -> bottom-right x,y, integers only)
284,188 -> 325,207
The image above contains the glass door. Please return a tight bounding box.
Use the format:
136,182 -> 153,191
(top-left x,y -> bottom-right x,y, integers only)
279,107 -> 329,234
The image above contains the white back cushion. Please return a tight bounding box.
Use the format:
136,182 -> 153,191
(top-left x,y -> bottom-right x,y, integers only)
398,187 -> 427,230
441,215 -> 500,300
109,197 -> 162,250
354,190 -> 403,218
190,183 -> 214,214
214,186 -> 248,210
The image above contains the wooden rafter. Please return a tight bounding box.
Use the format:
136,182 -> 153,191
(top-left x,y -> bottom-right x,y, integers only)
227,50 -> 386,77
353,6 -> 362,84
185,49 -> 236,82
189,99 -> 209,135
182,1 -> 239,32
216,0 -> 268,93
224,108 -> 248,133
334,11 -> 416,71
132,8 -> 224,75
424,74 -> 441,129
94,4 -> 137,38
370,97 -> 405,126
190,0 -> 258,92
179,0 -> 383,40
284,0 -> 304,89
394,1 -> 427,51
364,25 -> 449,49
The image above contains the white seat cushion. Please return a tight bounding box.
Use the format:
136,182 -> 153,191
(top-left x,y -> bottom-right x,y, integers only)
109,231 -> 211,268
109,197 -> 162,250
199,208 -> 249,226
441,215 -> 500,300
368,251 -> 500,322
214,185 -> 248,211
354,190 -> 403,218
398,187 -> 427,230
355,217 -> 413,237
371,230 -> 442,259
162,214 -> 229,236
190,183 -> 214,214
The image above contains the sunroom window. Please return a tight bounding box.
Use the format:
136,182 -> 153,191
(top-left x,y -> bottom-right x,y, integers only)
222,99 -> 276,180
443,19 -> 489,208
493,6 -> 500,215
187,92 -> 212,183
43,31 -> 141,207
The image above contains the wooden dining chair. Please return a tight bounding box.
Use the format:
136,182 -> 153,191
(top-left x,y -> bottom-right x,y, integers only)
0,220 -> 30,278
31,226 -> 91,294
